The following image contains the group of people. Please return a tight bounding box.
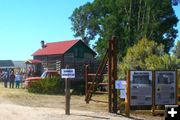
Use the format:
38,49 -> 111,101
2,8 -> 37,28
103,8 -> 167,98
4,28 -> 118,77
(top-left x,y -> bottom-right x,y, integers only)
0,70 -> 23,88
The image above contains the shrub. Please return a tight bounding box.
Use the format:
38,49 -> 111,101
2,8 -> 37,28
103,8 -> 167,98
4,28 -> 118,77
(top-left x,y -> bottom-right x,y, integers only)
28,77 -> 64,94
71,81 -> 85,95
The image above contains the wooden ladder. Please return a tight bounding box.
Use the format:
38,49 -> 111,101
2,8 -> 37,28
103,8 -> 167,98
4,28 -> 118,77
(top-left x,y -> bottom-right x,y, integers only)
85,50 -> 108,103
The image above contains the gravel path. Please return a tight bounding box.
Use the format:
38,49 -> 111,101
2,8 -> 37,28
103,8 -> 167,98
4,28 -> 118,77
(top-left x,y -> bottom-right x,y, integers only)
0,103 -> 132,120
0,83 -> 164,120
0,102 -> 164,120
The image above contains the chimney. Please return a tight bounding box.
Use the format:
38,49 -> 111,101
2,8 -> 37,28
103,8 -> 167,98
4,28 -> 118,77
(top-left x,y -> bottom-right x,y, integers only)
41,40 -> 45,48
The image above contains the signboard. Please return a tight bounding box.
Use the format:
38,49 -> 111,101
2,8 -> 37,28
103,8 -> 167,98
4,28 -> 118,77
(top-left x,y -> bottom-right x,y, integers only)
155,71 -> 176,105
120,89 -> 126,99
61,69 -> 75,78
115,80 -> 126,98
130,71 -> 152,106
115,80 -> 126,89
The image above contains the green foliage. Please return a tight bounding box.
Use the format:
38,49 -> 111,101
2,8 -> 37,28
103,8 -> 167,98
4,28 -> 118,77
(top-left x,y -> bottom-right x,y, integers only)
172,0 -> 180,5
71,84 -> 84,95
173,41 -> 180,58
28,77 -> 64,94
71,81 -> 85,95
70,0 -> 179,60
119,38 -> 180,78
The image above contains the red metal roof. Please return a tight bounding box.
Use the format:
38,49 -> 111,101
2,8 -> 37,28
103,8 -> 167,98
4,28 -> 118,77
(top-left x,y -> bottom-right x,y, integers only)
32,40 -> 79,56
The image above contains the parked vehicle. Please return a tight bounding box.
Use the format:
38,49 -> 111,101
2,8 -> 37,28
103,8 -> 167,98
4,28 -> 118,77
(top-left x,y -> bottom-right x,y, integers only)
24,70 -> 60,88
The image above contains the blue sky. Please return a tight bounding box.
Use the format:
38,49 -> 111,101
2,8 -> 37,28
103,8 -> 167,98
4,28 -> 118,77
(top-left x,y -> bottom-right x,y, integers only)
0,0 -> 179,60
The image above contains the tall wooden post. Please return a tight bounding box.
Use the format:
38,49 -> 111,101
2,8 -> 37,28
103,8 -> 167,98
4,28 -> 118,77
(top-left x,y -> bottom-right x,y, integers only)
65,65 -> 70,115
112,36 -> 118,113
65,77 -> 70,115
152,71 -> 155,116
125,70 -> 130,117
85,65 -> 89,103
108,39 -> 112,112
108,36 -> 118,113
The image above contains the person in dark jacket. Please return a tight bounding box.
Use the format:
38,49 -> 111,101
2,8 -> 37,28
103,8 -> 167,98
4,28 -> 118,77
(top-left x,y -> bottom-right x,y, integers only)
1,71 -> 8,88
9,71 -> 15,88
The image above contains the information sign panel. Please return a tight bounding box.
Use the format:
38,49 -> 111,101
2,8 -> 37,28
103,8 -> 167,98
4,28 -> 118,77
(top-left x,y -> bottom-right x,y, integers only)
115,80 -> 126,89
155,71 -> 176,105
115,80 -> 126,98
130,71 -> 152,106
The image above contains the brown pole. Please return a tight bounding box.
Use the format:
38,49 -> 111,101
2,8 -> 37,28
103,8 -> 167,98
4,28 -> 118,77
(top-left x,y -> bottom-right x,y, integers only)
152,71 -> 155,116
112,36 -> 118,113
108,38 -> 112,113
65,78 -> 70,115
125,70 -> 130,117
65,65 -> 70,115
85,65 -> 89,103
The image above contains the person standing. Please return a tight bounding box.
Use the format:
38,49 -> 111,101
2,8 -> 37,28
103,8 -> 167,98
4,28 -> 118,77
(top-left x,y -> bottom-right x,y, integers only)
2,71 -> 8,88
15,72 -> 22,88
9,71 -> 15,88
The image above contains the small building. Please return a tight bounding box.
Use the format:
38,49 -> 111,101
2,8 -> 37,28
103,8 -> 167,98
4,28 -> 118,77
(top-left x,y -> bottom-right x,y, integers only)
0,60 -> 14,69
0,60 -> 14,72
0,60 -> 27,74
30,40 -> 96,81
0,60 -> 14,81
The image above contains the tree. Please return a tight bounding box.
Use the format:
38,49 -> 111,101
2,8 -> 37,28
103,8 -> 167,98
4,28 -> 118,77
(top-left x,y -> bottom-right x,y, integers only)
173,41 -> 180,58
172,0 -> 180,5
69,2 -> 98,45
70,0 -> 179,59
119,38 -> 180,78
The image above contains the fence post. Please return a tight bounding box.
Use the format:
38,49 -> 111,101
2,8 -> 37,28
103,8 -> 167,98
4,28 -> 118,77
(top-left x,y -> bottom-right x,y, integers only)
152,71 -> 155,116
108,38 -> 112,112
125,70 -> 130,117
112,36 -> 118,113
85,65 -> 89,103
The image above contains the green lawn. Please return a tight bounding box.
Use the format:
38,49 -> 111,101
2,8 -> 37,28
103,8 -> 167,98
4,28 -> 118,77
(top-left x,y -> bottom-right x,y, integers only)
0,82 -> 108,112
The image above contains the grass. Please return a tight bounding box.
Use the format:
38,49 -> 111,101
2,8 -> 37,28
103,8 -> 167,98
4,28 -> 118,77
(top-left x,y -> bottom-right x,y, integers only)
0,82 -> 108,112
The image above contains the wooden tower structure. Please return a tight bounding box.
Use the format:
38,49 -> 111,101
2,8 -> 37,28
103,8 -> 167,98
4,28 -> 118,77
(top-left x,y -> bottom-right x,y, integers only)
85,36 -> 118,113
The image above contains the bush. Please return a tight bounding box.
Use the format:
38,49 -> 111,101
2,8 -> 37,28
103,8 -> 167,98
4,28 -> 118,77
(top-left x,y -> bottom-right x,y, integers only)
28,77 -> 64,94
71,81 -> 85,95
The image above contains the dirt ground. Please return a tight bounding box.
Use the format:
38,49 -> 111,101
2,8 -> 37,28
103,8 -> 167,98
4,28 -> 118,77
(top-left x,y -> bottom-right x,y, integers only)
0,83 -> 164,120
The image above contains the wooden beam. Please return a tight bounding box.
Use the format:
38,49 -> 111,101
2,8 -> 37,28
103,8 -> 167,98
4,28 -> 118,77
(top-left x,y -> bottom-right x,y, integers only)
85,65 -> 88,103
91,99 -> 108,103
108,38 -> 112,113
88,82 -> 108,85
112,36 -> 118,113
89,91 -> 109,94
125,70 -> 130,117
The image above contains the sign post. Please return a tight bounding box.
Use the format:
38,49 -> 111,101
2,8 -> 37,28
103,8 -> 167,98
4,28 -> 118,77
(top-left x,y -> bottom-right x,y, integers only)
125,70 -> 130,117
65,77 -> 70,115
61,68 -> 75,115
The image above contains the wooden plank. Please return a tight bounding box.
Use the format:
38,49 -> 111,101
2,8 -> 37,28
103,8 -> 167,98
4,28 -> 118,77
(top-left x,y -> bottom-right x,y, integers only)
88,82 -> 108,85
91,99 -> 108,103
89,90 -> 108,94
88,74 -> 108,76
